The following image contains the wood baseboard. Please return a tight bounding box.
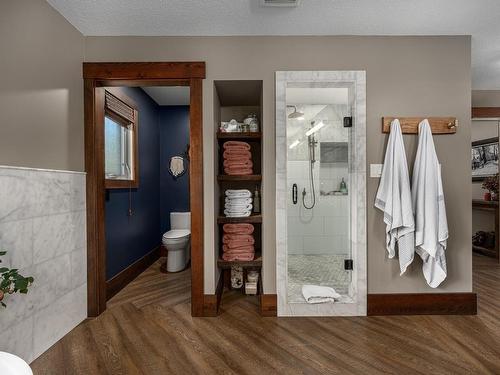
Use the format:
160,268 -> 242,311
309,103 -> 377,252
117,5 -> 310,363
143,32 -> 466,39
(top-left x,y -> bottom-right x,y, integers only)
106,246 -> 161,300
367,293 -> 477,316
202,272 -> 225,317
260,294 -> 277,317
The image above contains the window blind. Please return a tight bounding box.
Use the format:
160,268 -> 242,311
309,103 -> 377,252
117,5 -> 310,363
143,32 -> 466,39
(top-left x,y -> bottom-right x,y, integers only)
105,91 -> 134,123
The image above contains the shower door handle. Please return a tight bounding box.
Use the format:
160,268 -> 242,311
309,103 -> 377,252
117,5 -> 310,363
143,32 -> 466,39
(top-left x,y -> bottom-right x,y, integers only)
292,183 -> 298,205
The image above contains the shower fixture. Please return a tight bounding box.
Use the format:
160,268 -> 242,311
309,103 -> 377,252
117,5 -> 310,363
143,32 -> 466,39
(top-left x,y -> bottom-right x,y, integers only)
302,121 -> 318,210
305,120 -> 325,136
287,105 -> 304,120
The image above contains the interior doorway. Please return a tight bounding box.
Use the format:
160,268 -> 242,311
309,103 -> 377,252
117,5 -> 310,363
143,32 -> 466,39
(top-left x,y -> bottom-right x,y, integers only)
471,107 -> 500,264
83,62 -> 205,317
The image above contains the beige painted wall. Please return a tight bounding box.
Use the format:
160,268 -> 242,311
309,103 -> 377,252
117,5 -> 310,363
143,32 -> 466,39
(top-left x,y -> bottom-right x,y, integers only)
85,35 -> 472,294
0,0 -> 85,171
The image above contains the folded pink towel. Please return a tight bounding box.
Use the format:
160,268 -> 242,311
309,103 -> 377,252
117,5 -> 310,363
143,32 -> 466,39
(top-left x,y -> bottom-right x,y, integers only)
223,234 -> 254,244
224,167 -> 253,175
222,234 -> 255,244
223,160 -> 253,168
222,252 -> 255,261
223,245 -> 255,253
223,224 -> 254,235
223,150 -> 252,159
223,141 -> 251,151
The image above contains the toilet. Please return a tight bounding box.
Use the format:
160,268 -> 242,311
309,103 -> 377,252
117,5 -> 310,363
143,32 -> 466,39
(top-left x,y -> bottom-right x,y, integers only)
162,212 -> 191,272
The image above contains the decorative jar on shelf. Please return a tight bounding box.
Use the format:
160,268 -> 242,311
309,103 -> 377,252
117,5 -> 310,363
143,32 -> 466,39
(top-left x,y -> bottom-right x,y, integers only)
484,192 -> 492,201
243,113 -> 259,132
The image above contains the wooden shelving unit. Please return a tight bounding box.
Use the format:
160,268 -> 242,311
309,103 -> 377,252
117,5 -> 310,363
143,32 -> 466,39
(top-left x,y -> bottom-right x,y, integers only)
217,214 -> 262,224
217,253 -> 263,269
217,132 -> 262,140
214,80 -> 264,312
217,174 -> 262,182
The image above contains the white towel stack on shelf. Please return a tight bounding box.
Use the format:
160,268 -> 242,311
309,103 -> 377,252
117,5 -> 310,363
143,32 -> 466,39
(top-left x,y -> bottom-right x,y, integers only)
224,189 -> 253,217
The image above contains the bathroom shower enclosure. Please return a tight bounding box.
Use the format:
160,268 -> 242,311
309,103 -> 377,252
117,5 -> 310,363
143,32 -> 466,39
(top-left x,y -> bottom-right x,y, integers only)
276,71 -> 367,316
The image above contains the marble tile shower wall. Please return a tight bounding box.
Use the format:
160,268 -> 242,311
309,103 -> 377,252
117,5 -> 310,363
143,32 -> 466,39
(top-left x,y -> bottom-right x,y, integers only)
0,166 -> 87,363
287,160 -> 350,255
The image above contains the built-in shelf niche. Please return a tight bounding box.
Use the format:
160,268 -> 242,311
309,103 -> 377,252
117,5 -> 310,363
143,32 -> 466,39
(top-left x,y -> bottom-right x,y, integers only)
214,80 -> 264,309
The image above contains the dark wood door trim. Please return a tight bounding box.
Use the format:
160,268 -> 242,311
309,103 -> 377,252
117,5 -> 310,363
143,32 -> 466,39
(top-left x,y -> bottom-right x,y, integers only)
83,62 -> 206,80
83,62 -> 206,317
260,294 -> 277,317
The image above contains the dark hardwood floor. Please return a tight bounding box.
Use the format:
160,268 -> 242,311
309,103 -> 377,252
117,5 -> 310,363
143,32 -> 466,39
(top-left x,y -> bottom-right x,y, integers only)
31,255 -> 500,374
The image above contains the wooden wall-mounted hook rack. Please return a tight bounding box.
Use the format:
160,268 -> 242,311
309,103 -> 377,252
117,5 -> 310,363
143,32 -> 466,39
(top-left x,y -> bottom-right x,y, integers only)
382,117 -> 458,134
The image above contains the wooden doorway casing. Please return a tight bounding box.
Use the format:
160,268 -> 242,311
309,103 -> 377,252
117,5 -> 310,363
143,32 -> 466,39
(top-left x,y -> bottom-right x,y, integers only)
83,62 -> 205,317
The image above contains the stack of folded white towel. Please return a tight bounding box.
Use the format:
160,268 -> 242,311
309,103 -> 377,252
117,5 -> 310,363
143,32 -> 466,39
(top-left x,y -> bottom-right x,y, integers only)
224,189 -> 253,217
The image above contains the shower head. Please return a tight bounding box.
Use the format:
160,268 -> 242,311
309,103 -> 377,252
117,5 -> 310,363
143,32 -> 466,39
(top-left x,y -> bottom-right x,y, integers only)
287,105 -> 304,120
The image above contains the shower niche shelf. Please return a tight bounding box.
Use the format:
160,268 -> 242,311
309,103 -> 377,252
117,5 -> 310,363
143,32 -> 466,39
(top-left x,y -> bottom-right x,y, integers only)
214,79 -> 264,313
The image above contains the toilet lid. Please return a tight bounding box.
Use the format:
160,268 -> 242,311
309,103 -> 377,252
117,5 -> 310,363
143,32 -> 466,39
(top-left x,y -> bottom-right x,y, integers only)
163,229 -> 190,240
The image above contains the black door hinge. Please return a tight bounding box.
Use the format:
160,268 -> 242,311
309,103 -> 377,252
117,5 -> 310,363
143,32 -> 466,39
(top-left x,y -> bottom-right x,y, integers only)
344,259 -> 353,270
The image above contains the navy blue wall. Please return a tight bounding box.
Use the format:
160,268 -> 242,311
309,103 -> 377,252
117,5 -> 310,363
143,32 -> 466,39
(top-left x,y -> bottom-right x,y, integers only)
159,106 -> 190,233
105,87 -> 161,280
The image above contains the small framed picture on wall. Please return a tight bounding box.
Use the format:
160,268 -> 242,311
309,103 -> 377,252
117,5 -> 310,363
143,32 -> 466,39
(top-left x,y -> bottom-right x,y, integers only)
472,137 -> 499,181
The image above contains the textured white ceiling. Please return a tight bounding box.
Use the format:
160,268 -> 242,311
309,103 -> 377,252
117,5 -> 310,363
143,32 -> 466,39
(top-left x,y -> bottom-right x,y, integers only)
46,0 -> 500,89
142,86 -> 190,105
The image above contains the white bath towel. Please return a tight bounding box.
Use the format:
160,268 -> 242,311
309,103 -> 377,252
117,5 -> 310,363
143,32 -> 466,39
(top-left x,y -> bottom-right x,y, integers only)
225,197 -> 252,205
412,119 -> 448,288
225,203 -> 253,211
223,210 -> 252,218
225,189 -> 252,198
302,285 -> 341,304
375,119 -> 415,274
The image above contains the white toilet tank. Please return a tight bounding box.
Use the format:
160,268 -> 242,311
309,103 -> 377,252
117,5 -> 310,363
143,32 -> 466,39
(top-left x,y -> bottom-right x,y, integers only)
170,212 -> 191,230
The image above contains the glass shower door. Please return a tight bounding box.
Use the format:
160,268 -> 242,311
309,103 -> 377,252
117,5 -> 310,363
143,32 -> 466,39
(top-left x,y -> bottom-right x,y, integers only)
285,87 -> 353,303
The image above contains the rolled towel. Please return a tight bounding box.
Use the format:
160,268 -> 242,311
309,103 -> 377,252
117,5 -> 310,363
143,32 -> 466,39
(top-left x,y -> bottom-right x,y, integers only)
223,141 -> 251,150
301,285 -> 341,304
225,189 -> 252,198
222,252 -> 255,261
224,210 -> 251,218
223,223 -> 254,235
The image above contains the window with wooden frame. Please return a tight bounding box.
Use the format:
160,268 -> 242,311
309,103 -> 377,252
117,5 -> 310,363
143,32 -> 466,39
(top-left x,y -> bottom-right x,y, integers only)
104,89 -> 139,189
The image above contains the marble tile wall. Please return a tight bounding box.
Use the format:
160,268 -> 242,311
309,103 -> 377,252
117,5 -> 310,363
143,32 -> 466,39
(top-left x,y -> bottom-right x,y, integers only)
287,161 -> 350,255
0,166 -> 87,363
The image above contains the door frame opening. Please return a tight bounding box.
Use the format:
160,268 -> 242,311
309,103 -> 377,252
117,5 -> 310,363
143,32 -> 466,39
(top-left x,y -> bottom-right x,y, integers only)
83,62 -> 206,317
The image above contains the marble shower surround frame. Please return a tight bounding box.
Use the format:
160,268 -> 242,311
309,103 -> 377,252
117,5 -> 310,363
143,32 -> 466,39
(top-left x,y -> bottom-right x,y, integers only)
275,71 -> 367,316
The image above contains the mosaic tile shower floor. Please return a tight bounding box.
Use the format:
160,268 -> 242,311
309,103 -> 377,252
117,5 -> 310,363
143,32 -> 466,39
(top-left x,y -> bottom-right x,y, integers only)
287,254 -> 351,302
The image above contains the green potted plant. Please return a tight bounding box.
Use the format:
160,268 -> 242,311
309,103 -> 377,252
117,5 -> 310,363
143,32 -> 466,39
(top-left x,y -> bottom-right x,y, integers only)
0,251 -> 34,308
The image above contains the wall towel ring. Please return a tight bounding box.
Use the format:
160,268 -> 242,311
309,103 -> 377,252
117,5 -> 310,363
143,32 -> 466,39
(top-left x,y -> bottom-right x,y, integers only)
168,156 -> 187,179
